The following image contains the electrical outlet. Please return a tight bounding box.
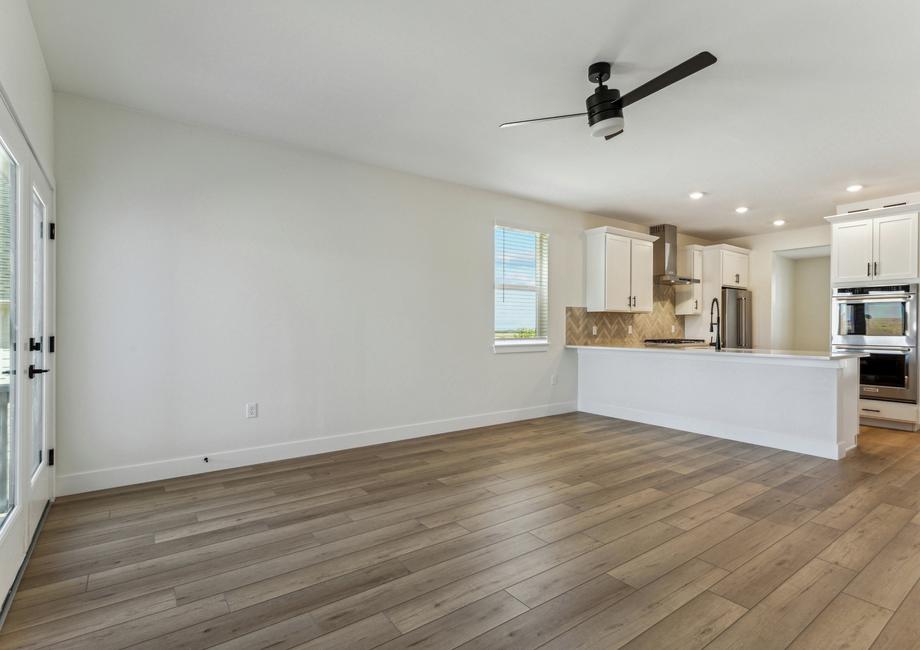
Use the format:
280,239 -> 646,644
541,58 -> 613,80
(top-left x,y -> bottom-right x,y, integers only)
591,325 -> 598,336
628,325 -> 633,335
550,374 -> 558,386
245,402 -> 258,418
671,325 -> 676,334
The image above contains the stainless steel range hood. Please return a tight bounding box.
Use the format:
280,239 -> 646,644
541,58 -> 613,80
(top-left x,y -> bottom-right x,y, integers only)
650,224 -> 700,285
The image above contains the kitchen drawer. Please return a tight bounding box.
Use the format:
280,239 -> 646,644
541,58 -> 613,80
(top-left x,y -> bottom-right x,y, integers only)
859,398 -> 918,423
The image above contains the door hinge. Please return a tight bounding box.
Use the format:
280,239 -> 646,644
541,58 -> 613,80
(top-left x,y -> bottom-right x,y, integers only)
49,335 -> 55,353
48,448 -> 54,467
49,222 -> 56,240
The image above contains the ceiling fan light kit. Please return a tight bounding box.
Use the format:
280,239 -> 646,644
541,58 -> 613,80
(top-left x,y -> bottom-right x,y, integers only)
500,51 -> 717,142
586,62 -> 625,139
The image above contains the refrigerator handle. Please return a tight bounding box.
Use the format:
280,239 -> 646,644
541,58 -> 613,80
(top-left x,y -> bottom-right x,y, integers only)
738,296 -> 746,348
738,298 -> 743,348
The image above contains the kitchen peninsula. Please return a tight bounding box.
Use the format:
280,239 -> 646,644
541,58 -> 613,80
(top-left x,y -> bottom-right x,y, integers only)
568,345 -> 863,459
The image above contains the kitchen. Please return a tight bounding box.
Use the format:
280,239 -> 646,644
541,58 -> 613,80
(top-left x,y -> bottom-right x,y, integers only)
567,191 -> 920,459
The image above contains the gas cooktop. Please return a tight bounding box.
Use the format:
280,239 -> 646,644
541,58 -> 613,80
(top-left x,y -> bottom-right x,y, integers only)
644,338 -> 709,347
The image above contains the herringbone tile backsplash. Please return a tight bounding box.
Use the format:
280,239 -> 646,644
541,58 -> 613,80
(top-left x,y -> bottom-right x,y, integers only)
566,285 -> 685,347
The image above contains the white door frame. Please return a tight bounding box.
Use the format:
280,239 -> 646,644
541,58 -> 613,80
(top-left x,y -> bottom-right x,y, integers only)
27,166 -> 54,535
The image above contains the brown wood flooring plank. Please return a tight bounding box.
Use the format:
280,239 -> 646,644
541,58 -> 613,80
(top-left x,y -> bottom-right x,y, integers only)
2,417 -> 918,650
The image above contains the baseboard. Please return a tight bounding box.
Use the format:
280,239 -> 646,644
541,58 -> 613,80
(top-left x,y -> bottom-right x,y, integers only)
56,401 -> 577,495
578,400 -> 843,460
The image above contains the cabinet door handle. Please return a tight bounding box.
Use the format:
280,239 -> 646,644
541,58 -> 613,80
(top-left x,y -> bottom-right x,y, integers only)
861,408 -> 881,413
874,261 -> 878,276
694,299 -> 698,310
867,261 -> 871,277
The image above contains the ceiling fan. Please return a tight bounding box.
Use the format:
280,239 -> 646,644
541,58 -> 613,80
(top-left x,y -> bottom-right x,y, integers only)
500,51 -> 717,140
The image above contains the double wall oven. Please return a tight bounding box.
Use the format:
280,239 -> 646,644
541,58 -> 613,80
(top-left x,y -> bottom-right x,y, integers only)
832,285 -> 917,403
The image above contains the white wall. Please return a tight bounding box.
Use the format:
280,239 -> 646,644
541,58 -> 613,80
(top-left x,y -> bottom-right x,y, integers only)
0,0 -> 53,172
727,225 -> 831,348
793,256 -> 830,352
54,92 -> 654,494
771,255 -> 795,349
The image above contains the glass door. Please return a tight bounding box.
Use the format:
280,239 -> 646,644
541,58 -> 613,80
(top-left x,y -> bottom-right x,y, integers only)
0,99 -> 53,603
0,134 -> 16,545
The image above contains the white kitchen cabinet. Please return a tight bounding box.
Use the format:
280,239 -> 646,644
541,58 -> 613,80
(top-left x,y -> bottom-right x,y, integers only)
603,234 -> 632,311
831,219 -> 874,283
721,250 -> 749,288
874,213 -> 918,281
585,226 -> 658,312
828,210 -> 919,284
630,239 -> 654,312
675,245 -> 703,315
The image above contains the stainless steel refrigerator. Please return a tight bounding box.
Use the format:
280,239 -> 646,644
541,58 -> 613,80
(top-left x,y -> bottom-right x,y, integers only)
722,287 -> 753,349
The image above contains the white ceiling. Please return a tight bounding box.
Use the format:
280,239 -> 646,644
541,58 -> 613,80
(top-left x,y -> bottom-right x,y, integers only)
28,0 -> 920,238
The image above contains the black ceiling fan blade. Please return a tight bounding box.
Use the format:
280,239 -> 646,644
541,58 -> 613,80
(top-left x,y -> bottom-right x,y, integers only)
604,129 -> 624,141
499,112 -> 587,128
618,51 -> 717,109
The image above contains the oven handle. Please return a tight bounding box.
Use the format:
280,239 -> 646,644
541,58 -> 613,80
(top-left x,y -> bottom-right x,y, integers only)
833,346 -> 913,354
833,296 -> 912,304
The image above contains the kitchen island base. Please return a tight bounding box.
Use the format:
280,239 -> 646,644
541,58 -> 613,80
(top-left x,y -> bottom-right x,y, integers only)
572,346 -> 861,460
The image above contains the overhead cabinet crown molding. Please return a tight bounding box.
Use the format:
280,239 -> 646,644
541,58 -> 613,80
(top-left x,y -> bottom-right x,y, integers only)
585,227 -> 657,313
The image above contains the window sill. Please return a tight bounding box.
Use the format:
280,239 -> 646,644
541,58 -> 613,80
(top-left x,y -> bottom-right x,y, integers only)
493,339 -> 550,354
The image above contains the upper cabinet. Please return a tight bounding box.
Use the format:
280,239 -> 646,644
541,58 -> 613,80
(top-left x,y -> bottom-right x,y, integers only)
721,249 -> 749,288
874,214 -> 918,281
585,227 -> 657,313
828,209 -> 919,284
831,218 -> 874,282
675,245 -> 703,315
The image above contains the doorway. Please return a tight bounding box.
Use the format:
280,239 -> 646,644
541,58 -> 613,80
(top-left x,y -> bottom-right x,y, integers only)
771,245 -> 831,352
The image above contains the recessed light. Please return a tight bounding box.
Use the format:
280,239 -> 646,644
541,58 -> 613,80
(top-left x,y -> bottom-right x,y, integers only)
689,191 -> 705,200
773,219 -> 786,227
735,206 -> 749,214
846,184 -> 863,192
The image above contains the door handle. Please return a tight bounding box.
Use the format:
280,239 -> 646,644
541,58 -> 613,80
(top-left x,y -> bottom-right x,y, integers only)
874,261 -> 878,276
867,261 -> 871,277
28,365 -> 49,379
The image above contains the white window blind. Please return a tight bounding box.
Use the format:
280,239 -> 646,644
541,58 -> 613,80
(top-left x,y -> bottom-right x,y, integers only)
494,225 -> 549,342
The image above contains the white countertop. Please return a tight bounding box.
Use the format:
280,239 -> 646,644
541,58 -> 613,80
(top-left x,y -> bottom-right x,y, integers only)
566,344 -> 866,362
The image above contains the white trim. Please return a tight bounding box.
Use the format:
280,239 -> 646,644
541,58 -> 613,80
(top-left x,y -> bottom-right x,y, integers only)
703,243 -> 751,255
578,400 -> 843,459
584,226 -> 658,242
493,339 -> 549,353
0,80 -> 54,189
55,400 -> 577,495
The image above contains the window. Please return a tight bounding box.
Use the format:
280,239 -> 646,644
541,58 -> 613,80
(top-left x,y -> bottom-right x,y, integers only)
494,225 -> 548,350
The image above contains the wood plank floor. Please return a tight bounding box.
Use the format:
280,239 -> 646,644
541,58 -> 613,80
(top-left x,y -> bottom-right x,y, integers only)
3,413 -> 920,649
